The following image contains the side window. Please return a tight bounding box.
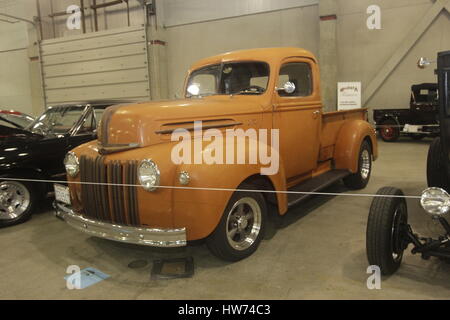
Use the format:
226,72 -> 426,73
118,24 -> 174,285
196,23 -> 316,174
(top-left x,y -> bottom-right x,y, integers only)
278,62 -> 312,97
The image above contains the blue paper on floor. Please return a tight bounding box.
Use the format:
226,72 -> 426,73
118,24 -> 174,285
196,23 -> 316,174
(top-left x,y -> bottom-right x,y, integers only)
64,267 -> 110,289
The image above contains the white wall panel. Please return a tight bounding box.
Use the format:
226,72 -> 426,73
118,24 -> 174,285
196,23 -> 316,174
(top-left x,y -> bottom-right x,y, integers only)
166,5 -> 320,97
40,26 -> 150,104
162,0 -> 319,27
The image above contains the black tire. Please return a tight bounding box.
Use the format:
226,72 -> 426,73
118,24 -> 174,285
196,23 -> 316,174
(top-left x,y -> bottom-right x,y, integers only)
379,119 -> 400,142
206,184 -> 267,262
343,140 -> 372,190
0,175 -> 37,228
366,187 -> 408,276
427,137 -> 449,190
410,134 -> 425,141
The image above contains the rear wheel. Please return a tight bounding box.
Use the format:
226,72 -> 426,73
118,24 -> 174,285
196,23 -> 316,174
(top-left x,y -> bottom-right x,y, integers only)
366,187 -> 409,275
207,184 -> 267,261
427,137 -> 449,190
379,119 -> 400,142
0,177 -> 37,227
343,140 -> 372,190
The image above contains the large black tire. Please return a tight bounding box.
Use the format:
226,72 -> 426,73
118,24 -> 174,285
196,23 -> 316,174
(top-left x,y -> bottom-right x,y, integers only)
206,184 -> 267,262
366,187 -> 408,276
427,137 -> 449,190
379,119 -> 400,142
0,175 -> 38,228
343,140 -> 372,190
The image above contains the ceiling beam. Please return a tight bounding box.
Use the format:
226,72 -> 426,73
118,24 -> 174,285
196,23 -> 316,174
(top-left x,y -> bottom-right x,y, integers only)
363,0 -> 449,106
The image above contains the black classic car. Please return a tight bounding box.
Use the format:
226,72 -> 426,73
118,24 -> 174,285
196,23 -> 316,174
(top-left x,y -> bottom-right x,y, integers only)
374,83 -> 439,142
366,51 -> 450,275
0,101 -> 130,227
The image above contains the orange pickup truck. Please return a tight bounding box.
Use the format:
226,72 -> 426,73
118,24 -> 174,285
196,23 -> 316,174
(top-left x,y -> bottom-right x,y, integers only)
55,47 -> 378,261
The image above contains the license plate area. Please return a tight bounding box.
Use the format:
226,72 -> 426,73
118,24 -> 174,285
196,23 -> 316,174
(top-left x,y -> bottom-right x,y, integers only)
54,184 -> 71,205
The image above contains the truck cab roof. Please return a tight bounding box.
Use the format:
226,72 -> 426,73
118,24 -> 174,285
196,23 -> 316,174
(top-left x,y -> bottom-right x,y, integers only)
189,47 -> 318,71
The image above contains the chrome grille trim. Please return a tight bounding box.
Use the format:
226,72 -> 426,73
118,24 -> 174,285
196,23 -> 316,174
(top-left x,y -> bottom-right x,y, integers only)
79,156 -> 139,227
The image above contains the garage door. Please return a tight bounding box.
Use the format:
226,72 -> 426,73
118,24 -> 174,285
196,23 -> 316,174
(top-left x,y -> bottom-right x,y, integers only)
40,26 -> 151,105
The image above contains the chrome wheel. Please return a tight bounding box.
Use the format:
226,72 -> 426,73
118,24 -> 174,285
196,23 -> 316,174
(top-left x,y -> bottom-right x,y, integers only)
0,181 -> 31,220
226,197 -> 262,251
361,149 -> 371,180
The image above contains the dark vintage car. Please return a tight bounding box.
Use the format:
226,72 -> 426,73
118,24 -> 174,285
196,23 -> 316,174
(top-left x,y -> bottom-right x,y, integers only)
0,101 -> 130,227
373,83 -> 439,142
366,51 -> 450,275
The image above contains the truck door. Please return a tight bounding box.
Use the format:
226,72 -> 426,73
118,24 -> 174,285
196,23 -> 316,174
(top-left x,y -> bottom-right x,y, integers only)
437,51 -> 450,175
273,58 -> 322,179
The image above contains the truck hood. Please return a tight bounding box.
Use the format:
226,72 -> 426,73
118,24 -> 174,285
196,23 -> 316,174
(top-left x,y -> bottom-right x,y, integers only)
98,96 -> 266,152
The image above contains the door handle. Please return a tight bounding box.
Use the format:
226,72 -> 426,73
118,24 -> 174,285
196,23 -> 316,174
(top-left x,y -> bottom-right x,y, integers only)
312,110 -> 320,119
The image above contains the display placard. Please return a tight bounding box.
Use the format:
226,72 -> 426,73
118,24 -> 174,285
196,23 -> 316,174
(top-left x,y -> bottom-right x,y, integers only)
338,82 -> 362,110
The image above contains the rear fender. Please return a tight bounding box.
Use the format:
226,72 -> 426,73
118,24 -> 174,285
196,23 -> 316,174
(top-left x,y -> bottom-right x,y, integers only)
334,120 -> 378,173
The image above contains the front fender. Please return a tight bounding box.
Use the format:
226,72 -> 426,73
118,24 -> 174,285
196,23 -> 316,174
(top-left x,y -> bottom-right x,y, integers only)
172,162 -> 287,240
170,129 -> 288,240
334,120 -> 378,173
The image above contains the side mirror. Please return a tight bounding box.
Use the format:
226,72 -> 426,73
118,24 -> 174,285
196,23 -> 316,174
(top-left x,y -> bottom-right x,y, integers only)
420,187 -> 450,216
417,57 -> 435,69
187,84 -> 200,96
277,81 -> 296,94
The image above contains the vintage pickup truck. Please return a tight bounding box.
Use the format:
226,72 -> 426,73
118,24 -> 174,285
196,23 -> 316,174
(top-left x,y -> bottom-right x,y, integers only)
54,48 -> 378,261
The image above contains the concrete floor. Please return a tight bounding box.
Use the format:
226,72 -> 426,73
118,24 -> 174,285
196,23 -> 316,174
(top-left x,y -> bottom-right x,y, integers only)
1,137 -> 450,300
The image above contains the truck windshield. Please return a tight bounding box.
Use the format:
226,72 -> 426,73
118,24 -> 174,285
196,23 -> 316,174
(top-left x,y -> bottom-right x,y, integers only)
186,62 -> 269,97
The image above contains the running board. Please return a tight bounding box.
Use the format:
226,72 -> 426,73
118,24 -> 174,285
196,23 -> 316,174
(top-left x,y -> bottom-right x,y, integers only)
287,169 -> 350,208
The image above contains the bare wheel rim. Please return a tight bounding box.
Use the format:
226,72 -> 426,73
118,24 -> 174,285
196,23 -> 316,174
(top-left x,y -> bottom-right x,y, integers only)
391,204 -> 406,262
0,181 -> 31,220
226,197 -> 262,251
361,149 -> 371,180
381,125 -> 396,140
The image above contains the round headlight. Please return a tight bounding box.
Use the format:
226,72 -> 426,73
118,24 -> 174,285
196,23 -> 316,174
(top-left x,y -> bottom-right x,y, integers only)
138,159 -> 160,192
420,187 -> 450,216
64,152 -> 79,177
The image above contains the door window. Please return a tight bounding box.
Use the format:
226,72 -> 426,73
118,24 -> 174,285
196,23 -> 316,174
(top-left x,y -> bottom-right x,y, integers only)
278,63 -> 312,97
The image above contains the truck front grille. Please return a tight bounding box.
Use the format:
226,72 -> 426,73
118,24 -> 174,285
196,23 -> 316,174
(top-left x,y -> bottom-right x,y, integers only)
79,156 -> 140,226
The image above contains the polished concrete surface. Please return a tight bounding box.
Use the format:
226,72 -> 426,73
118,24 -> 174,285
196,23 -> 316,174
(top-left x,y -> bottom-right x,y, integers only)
1,138 -> 450,300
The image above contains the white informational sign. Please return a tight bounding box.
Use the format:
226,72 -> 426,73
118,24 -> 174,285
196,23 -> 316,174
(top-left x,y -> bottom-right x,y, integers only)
337,82 -> 362,110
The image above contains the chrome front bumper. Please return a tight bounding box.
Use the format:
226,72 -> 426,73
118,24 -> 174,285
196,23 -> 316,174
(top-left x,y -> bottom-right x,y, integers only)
54,202 -> 187,248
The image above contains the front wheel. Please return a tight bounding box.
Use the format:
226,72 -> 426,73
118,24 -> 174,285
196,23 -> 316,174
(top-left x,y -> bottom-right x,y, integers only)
0,177 -> 37,227
343,140 -> 372,190
206,185 -> 267,262
366,187 -> 409,275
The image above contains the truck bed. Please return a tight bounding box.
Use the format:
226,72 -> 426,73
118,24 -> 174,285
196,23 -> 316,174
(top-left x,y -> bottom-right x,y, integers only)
320,108 -> 368,148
